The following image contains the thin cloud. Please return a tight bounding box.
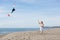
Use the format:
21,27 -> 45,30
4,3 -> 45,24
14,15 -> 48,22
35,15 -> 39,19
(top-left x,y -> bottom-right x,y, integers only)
45,16 -> 60,26
0,10 -> 2,13
14,0 -> 41,4
20,0 -> 36,3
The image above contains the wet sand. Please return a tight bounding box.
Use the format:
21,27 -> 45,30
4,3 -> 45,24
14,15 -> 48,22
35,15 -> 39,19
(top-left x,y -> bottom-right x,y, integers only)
0,28 -> 60,40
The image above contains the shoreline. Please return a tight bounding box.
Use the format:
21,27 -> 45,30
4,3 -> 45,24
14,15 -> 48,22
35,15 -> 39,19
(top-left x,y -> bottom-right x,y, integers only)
0,27 -> 59,35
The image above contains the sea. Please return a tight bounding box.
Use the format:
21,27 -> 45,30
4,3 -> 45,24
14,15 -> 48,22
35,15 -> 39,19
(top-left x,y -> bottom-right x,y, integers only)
0,27 -> 60,34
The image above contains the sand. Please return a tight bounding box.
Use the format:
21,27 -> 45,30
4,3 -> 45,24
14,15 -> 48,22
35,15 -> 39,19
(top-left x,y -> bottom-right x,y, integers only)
0,28 -> 60,40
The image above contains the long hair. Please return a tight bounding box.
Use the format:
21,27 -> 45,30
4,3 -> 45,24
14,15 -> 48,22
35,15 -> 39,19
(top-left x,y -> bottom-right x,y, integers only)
41,21 -> 43,24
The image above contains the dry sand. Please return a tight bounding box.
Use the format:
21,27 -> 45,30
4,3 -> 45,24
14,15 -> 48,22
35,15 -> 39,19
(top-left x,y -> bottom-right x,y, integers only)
0,28 -> 60,40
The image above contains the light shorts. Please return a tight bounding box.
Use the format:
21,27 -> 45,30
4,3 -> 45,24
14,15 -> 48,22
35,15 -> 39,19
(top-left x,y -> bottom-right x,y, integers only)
40,27 -> 43,32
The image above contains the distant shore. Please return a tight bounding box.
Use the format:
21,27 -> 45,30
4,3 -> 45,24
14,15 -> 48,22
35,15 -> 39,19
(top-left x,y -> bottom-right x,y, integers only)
0,28 -> 60,40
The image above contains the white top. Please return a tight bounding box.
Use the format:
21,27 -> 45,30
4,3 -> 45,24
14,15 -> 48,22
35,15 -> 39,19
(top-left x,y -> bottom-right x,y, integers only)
38,20 -> 44,27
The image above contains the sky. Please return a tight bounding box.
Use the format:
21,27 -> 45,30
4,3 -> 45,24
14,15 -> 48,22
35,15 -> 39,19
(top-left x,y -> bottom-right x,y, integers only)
0,0 -> 60,28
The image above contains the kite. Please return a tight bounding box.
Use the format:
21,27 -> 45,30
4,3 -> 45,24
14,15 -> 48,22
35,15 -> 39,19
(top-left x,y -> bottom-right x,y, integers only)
8,4 -> 15,16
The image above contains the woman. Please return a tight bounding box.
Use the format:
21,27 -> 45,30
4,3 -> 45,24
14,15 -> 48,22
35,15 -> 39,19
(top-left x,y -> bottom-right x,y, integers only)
38,20 -> 44,33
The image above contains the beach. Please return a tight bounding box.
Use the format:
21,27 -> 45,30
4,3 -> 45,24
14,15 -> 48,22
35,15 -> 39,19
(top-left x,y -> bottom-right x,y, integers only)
0,28 -> 60,40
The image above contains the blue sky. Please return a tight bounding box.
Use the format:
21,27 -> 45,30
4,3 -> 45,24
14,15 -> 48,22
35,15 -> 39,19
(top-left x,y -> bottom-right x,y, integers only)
0,0 -> 60,28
